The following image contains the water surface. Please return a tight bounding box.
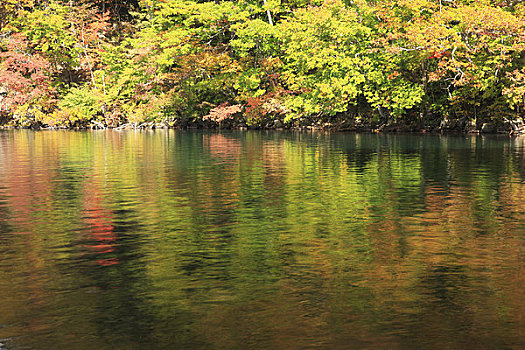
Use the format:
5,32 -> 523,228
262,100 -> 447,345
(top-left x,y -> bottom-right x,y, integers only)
0,130 -> 524,349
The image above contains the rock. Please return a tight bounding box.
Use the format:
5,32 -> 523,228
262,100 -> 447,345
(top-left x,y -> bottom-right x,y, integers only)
465,119 -> 477,132
440,118 -> 457,130
513,118 -> 524,128
507,118 -> 524,133
481,123 -> 494,133
274,120 -> 283,128
497,120 -> 513,133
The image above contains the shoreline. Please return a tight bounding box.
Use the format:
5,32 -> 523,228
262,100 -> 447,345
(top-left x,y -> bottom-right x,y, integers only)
0,125 -> 522,135
1,119 -> 524,135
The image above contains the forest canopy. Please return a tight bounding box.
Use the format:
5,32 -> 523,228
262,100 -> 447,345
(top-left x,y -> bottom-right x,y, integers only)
1,0 -> 525,130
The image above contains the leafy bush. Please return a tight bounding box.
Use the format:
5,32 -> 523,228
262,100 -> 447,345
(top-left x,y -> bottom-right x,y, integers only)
59,86 -> 102,121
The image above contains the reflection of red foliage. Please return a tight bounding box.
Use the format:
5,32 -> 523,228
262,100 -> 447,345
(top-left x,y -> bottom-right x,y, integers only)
83,212 -> 115,243
96,258 -> 119,266
205,134 -> 242,159
82,181 -> 117,265
90,244 -> 115,254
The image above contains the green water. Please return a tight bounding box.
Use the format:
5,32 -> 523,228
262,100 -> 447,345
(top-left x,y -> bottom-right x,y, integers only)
0,130 -> 523,349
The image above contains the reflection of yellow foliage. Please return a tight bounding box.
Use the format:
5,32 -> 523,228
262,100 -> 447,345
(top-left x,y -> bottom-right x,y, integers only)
2,132 -> 525,348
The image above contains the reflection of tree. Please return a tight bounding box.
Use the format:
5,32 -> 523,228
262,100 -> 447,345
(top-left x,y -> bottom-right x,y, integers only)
0,131 -> 524,349
82,180 -> 117,266
204,133 -> 242,160
82,182 -> 118,266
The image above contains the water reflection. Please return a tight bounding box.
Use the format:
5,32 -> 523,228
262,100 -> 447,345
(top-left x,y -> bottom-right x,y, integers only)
0,130 -> 523,349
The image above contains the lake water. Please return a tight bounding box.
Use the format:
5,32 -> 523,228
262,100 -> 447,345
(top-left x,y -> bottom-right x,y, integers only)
0,130 -> 523,349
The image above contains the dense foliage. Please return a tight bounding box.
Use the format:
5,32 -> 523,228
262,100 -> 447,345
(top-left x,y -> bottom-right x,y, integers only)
1,0 -> 525,129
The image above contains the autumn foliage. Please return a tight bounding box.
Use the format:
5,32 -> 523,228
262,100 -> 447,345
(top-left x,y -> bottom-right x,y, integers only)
0,34 -> 55,117
1,0 -> 525,129
203,104 -> 243,123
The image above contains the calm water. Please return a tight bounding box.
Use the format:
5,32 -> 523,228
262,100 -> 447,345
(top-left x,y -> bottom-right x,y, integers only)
0,130 -> 524,349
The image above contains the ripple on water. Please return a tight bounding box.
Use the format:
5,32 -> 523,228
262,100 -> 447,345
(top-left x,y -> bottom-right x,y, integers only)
0,131 -> 524,349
